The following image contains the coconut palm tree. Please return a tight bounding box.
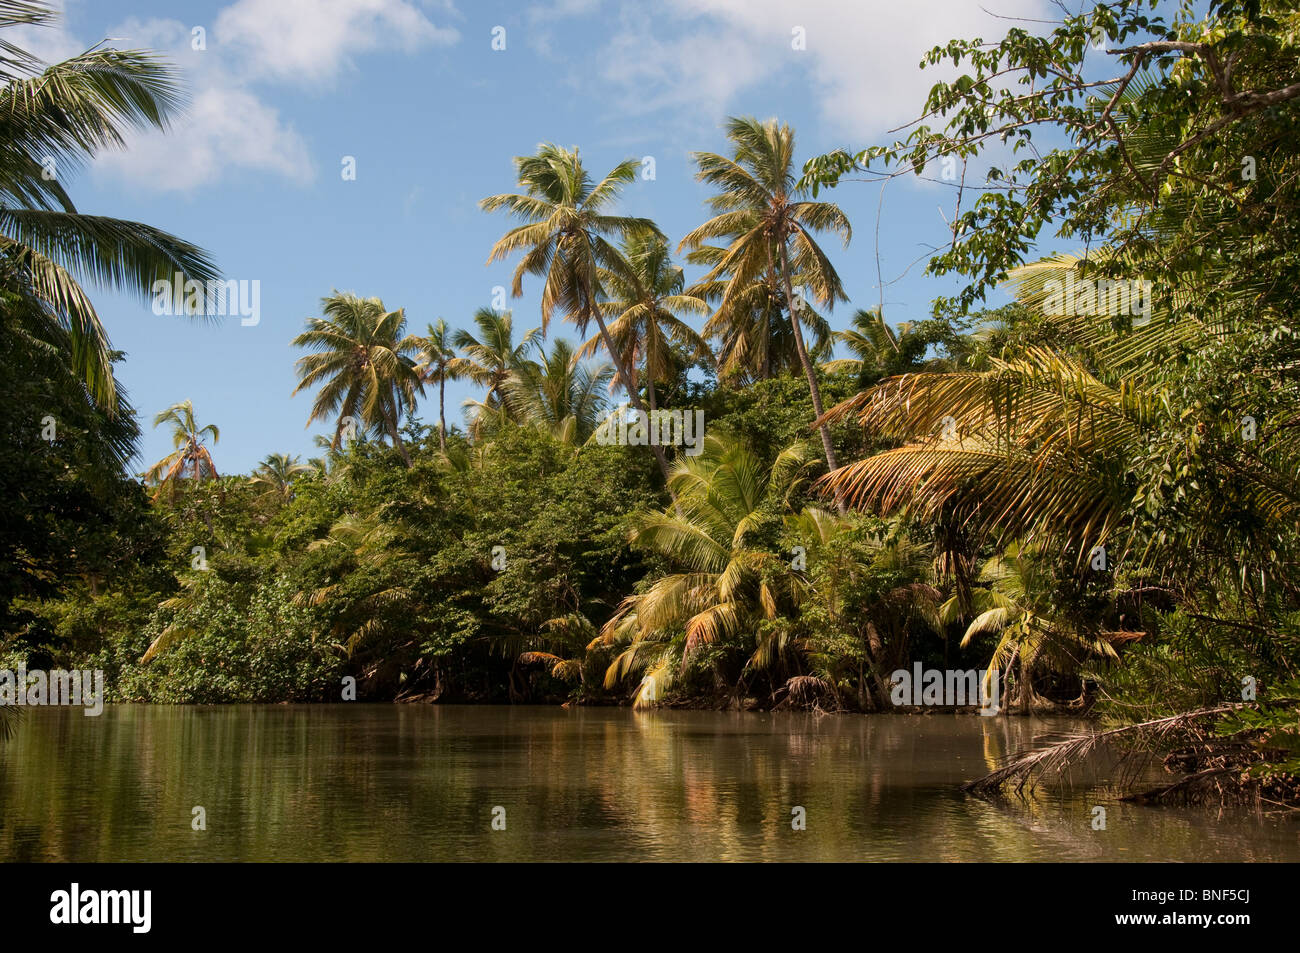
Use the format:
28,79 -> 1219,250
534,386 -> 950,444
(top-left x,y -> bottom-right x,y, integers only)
823,307 -> 972,388
577,230 -> 711,417
142,400 -> 219,502
680,117 -> 851,487
687,244 -> 832,384
0,1 -> 219,412
452,306 -> 540,433
414,318 -> 472,452
248,452 -> 312,503
503,338 -> 613,445
480,143 -> 673,484
291,292 -> 421,466
594,434 -> 813,707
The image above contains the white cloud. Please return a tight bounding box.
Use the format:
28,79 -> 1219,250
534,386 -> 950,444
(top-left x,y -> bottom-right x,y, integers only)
594,0 -> 1050,139
96,81 -> 313,192
214,0 -> 459,85
90,17 -> 313,192
15,2 -> 461,193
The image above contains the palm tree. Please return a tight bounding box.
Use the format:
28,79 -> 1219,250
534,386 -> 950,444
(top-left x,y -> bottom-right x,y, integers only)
577,230 -> 711,418
947,544 -> 1121,714
452,306 -> 540,433
414,318 -> 472,452
480,143 -> 673,484
680,117 -> 852,489
291,292 -> 421,466
687,243 -> 832,383
595,434 -> 812,707
295,513 -> 415,658
818,345 -> 1151,564
142,400 -> 219,501
503,338 -> 613,445
248,452 -> 312,503
824,307 -> 971,388
0,1 -> 219,412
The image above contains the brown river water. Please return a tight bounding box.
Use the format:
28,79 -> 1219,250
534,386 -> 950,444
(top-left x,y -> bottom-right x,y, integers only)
1,705 -> 1296,861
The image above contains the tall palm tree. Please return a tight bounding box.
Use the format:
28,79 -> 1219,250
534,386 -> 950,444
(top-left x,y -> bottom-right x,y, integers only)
291,292 -> 421,466
480,143 -> 673,484
577,230 -> 711,418
595,434 -> 812,707
142,400 -> 219,502
0,1 -> 219,412
687,243 -> 832,383
248,452 -> 312,503
503,337 -> 613,445
680,117 -> 852,489
452,306 -> 540,433
414,317 -> 472,452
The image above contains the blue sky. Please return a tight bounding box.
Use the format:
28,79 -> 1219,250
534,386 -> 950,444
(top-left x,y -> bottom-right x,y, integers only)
21,0 -> 1069,473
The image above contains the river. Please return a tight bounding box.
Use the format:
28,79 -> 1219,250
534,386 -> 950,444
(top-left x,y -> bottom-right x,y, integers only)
1,705 -> 1295,861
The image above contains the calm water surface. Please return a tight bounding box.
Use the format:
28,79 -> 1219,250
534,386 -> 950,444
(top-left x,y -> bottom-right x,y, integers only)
1,705 -> 1296,862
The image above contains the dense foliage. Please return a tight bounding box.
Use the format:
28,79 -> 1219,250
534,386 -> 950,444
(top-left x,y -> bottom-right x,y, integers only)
3,0 -> 1299,802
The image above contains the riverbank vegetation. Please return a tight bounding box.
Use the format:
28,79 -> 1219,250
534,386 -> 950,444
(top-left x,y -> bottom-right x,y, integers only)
3,0 -> 1299,806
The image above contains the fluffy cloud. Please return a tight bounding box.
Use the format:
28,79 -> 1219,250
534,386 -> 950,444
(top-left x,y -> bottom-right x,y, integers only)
214,0 -> 459,85
88,16 -> 312,192
30,2 -> 460,192
594,0 -> 1049,138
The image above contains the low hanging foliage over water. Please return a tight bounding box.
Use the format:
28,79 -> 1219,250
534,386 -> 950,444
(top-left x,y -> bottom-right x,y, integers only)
2,0 -> 1300,808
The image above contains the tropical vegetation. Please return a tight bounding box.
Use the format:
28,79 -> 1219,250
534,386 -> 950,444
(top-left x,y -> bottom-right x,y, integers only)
5,0 -> 1300,808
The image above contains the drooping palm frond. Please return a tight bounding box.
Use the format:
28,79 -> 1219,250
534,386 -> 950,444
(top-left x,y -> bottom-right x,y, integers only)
0,13 -> 219,411
596,434 -> 814,705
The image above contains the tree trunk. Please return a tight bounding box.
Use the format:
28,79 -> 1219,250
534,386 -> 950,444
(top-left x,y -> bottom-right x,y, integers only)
389,416 -> 412,467
587,298 -> 674,491
777,238 -> 845,514
438,375 -> 447,453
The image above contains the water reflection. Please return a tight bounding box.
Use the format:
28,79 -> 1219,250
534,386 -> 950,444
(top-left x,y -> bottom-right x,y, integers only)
0,706 -> 1295,861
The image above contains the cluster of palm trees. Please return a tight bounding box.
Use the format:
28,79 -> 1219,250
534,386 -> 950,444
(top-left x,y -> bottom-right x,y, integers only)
274,118 -> 853,486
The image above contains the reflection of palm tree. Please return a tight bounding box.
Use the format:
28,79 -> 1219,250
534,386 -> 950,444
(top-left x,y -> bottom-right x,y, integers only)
481,143 -> 672,483
291,292 -> 420,466
681,117 -> 851,481
141,400 -> 219,502
413,318 -> 472,452
0,2 -> 219,411
504,339 -> 612,445
596,434 -> 811,707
